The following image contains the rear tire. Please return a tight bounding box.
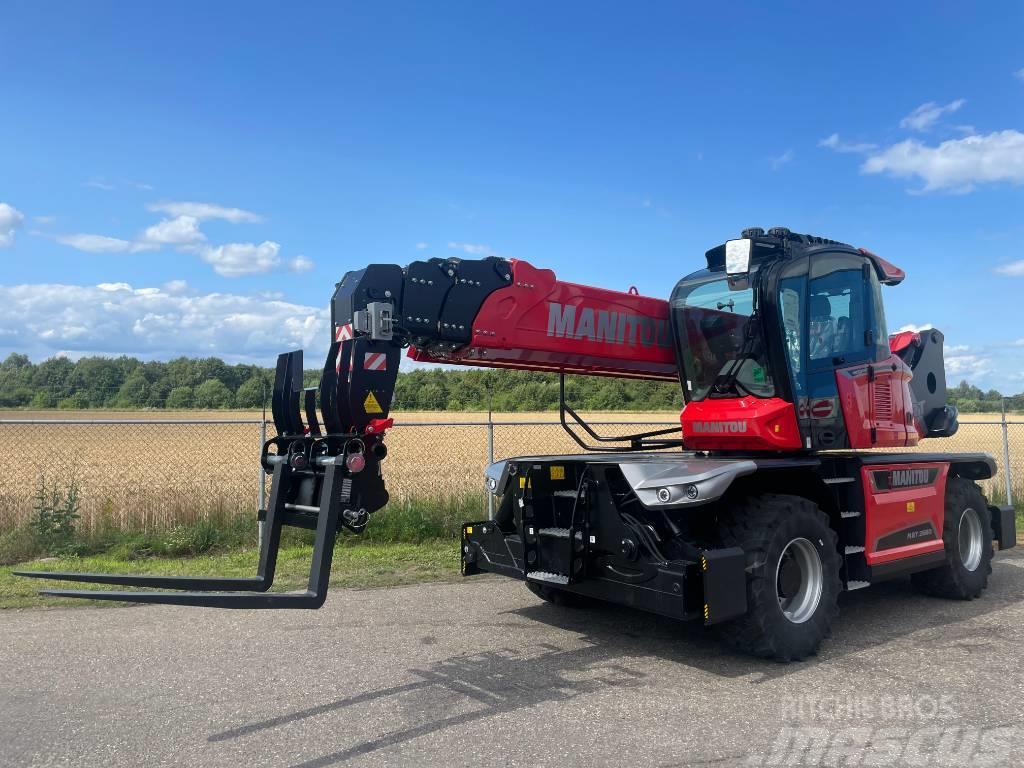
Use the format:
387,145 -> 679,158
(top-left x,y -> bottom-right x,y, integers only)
526,581 -> 589,607
911,477 -> 992,599
716,494 -> 842,662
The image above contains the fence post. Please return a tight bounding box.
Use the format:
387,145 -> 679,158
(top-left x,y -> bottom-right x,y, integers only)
1001,398 -> 1013,507
486,376 -> 495,519
258,418 -> 267,542
486,413 -> 495,519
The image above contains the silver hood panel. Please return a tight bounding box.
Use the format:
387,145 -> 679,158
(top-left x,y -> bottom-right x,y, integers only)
484,453 -> 757,509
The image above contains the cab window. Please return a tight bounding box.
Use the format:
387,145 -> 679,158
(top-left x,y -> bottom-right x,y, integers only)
807,255 -> 872,368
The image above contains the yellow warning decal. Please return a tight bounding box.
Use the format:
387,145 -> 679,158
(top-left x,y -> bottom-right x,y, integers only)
364,391 -> 384,414
465,526 -> 473,535
906,501 -> 916,513
519,477 -> 527,489
550,465 -> 565,481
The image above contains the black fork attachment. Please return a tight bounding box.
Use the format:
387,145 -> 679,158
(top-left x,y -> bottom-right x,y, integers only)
16,337 -> 401,608
16,256 -> 508,607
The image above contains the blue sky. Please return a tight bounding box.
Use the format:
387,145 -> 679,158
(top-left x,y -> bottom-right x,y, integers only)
1,2 -> 1023,390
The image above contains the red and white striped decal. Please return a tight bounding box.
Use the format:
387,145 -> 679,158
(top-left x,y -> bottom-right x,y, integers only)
335,324 -> 354,373
363,352 -> 387,372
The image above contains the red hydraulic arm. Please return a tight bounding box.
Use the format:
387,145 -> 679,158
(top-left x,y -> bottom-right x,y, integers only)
407,259 -> 677,382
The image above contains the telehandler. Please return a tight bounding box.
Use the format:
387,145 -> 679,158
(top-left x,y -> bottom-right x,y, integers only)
20,227 -> 1015,660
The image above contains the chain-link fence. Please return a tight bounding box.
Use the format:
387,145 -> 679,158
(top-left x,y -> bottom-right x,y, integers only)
0,415 -> 1020,534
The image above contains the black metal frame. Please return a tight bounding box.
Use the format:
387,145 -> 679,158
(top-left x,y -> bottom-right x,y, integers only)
14,343 -> 382,608
557,373 -> 684,452
15,463 -> 342,608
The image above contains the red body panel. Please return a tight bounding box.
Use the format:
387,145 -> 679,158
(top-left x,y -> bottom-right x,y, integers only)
888,330 -> 920,356
681,397 -> 802,451
836,354 -> 918,449
862,463 -> 948,565
409,259 -> 677,381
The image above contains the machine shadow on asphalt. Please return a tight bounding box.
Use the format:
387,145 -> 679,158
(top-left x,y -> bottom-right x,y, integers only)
208,641 -> 648,767
507,558 -> 1021,682
203,555 -> 1019,767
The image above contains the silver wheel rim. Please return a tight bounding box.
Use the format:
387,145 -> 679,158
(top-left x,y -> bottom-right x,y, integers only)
958,507 -> 983,572
775,537 -> 823,624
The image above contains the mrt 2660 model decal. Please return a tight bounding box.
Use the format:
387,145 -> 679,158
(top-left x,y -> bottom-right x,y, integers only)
862,463 -> 949,565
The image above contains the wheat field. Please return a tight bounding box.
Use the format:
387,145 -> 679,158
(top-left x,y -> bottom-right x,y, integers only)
0,409 -> 1019,534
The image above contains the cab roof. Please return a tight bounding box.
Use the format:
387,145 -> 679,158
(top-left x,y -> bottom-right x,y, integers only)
703,227 -> 905,286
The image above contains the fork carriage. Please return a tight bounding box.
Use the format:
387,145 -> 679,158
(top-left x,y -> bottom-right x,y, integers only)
17,336 -> 402,607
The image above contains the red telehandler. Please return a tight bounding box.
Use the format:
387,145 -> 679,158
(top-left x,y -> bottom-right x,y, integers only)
19,227 -> 1016,660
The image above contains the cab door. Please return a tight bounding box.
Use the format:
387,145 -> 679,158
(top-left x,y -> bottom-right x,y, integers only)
804,254 -> 879,450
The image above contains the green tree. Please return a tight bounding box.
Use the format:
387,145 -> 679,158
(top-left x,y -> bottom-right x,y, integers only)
115,373 -> 150,408
234,376 -> 269,409
194,379 -> 234,409
165,386 -> 195,409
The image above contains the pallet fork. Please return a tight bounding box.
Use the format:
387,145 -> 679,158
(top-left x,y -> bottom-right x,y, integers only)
16,335 -> 400,608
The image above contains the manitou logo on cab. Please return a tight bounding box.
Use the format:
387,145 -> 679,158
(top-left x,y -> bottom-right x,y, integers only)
691,420 -> 749,434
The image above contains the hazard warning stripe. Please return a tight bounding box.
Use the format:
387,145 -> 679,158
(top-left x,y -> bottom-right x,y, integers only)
363,352 -> 387,371
335,324 -> 353,342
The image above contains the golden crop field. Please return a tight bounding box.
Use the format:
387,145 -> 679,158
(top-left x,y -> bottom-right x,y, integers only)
0,409 -> 1019,534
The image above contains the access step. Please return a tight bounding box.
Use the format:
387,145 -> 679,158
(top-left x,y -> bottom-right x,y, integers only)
527,571 -> 569,585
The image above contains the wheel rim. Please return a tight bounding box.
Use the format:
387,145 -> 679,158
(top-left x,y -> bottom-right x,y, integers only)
958,507 -> 984,572
775,537 -> 823,624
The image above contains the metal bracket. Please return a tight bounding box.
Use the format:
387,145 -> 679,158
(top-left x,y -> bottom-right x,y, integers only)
352,301 -> 394,341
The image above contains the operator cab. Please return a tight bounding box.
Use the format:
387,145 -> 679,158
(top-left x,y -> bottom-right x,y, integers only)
670,227 -> 928,452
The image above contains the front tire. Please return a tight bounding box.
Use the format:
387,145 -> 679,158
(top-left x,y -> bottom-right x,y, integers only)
717,494 -> 842,662
911,477 -> 993,599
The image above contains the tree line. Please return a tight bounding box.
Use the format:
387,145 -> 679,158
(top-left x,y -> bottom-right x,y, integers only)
0,353 -> 1018,412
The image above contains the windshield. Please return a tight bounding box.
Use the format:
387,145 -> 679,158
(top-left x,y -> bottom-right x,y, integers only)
671,273 -> 776,401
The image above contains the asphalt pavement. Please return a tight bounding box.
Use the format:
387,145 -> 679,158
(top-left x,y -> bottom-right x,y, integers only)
3,548 -> 1024,767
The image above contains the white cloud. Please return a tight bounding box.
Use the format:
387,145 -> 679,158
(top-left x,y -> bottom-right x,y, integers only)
899,99 -> 965,132
146,201 -> 263,223
996,260 -> 1024,277
415,242 -> 429,250
199,241 -> 281,277
769,149 -> 794,170
448,241 -> 495,256
83,178 -> 115,191
33,215 -> 56,225
1015,68 -> 1024,82
288,255 -> 315,273
0,281 -> 327,363
946,344 -> 970,353
861,130 -> 1024,192
55,233 -> 156,254
141,215 -> 205,246
897,323 -> 933,333
945,352 -> 991,379
0,203 -> 25,248
818,133 -> 878,154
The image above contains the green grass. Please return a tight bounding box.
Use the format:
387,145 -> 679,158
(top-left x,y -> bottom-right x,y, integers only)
1,538 -> 461,609
0,488 -> 484,565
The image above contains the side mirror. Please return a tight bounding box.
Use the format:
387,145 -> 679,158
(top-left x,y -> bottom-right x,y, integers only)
725,238 -> 752,275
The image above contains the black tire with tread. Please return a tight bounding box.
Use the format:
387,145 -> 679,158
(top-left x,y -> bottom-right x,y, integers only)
716,493 -> 842,662
910,477 -> 993,599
